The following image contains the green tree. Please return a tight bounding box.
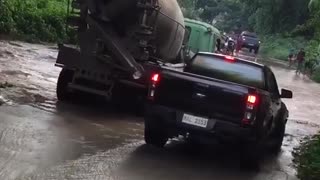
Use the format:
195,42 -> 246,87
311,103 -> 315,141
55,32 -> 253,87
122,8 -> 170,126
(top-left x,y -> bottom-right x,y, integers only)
240,0 -> 309,34
177,0 -> 202,20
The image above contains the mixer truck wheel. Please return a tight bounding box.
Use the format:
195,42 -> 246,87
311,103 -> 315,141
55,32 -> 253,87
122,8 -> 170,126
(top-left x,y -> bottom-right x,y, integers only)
57,69 -> 74,101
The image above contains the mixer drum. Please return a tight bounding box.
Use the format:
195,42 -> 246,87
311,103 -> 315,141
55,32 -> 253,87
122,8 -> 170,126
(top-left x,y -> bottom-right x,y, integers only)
85,0 -> 185,62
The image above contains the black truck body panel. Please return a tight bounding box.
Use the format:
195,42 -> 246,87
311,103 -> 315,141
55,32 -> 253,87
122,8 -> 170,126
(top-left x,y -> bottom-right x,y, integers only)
155,69 -> 251,125
145,53 -> 290,144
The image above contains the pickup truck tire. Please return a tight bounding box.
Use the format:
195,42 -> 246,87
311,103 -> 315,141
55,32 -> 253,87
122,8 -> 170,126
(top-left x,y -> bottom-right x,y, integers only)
269,119 -> 286,154
269,104 -> 287,154
241,143 -> 263,171
144,116 -> 168,148
254,47 -> 259,55
57,69 -> 74,101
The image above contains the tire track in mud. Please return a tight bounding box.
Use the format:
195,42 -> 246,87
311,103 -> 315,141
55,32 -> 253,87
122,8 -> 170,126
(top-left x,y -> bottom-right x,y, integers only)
20,142 -> 142,180
0,128 -> 19,177
289,118 -> 320,128
0,101 -> 145,180
19,118 -> 319,180
0,115 -> 48,179
0,126 -> 35,179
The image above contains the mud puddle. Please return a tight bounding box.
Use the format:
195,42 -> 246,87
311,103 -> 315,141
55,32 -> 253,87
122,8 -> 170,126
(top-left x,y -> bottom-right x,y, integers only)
0,40 -> 59,109
0,41 -> 319,180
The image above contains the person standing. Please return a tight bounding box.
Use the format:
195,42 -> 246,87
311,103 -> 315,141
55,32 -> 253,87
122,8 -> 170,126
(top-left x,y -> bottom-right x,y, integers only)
288,49 -> 295,68
296,48 -> 306,75
216,38 -> 221,53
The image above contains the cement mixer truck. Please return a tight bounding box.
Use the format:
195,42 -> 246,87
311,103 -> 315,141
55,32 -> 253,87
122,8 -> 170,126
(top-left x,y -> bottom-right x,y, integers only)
55,0 -> 218,103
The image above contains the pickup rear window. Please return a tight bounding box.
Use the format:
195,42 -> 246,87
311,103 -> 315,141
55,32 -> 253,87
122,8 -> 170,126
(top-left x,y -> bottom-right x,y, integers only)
242,33 -> 258,38
186,55 -> 265,89
242,34 -> 258,38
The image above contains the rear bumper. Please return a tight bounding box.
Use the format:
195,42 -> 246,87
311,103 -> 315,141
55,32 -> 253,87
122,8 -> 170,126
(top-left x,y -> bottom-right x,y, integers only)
145,104 -> 257,143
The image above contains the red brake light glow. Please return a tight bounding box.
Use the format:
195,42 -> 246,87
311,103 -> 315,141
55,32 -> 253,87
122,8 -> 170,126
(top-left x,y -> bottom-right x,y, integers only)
243,94 -> 258,126
149,73 -> 160,100
225,56 -> 235,61
247,95 -> 257,104
151,73 -> 160,82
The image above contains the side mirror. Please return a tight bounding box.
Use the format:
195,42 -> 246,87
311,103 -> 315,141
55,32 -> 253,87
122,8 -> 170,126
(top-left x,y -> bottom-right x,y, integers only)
281,89 -> 293,99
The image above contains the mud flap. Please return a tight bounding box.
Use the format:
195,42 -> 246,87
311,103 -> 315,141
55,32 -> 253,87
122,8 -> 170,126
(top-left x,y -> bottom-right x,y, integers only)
55,45 -> 82,68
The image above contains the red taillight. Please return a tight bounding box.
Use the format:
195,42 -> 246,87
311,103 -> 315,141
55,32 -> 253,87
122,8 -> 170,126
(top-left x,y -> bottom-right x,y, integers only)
149,73 -> 160,101
247,95 -> 257,104
151,73 -> 160,83
225,56 -> 235,61
242,94 -> 258,126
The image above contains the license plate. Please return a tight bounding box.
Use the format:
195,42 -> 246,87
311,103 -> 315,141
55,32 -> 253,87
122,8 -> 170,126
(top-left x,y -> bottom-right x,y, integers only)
248,43 -> 254,46
182,114 -> 208,128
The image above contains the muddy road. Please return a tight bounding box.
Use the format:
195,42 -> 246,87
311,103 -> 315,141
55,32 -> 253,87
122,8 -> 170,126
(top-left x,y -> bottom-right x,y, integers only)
0,41 -> 319,180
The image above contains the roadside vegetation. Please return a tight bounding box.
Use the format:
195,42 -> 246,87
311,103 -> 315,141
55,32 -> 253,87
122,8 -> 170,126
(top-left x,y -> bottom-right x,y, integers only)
293,135 -> 320,180
259,36 -> 308,60
0,0 -> 71,42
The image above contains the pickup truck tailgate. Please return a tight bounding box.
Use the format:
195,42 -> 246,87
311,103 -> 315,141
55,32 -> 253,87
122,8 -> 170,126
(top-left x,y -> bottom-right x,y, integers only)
154,70 -> 250,124
243,36 -> 259,44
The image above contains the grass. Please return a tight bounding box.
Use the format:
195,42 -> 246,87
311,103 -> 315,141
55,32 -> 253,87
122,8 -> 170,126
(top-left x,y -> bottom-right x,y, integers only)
312,67 -> 320,83
259,35 -> 308,61
293,134 -> 320,180
260,35 -> 320,83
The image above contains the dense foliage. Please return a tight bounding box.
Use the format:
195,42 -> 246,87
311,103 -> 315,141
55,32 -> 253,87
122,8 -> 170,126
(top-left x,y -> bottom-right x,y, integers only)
0,0 -> 70,42
259,36 -> 308,60
293,135 -> 320,180
178,0 -> 311,34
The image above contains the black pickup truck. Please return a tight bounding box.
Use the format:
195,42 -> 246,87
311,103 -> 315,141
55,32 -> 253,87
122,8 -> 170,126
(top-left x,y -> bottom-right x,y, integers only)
240,31 -> 261,54
144,53 -> 292,158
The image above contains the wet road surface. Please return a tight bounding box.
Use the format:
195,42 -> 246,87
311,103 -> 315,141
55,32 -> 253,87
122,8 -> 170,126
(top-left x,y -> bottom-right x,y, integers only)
0,41 -> 319,180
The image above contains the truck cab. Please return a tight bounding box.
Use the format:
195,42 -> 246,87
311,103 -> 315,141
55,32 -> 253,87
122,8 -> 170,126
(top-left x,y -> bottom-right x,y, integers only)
184,19 -> 221,54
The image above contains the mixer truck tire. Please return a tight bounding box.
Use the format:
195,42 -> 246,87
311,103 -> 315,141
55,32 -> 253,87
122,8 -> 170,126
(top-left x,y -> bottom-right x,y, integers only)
57,69 -> 74,101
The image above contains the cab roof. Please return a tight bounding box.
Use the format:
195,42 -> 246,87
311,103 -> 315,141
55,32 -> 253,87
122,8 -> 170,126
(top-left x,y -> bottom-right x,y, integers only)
196,52 -> 265,68
241,31 -> 258,37
184,18 -> 220,35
